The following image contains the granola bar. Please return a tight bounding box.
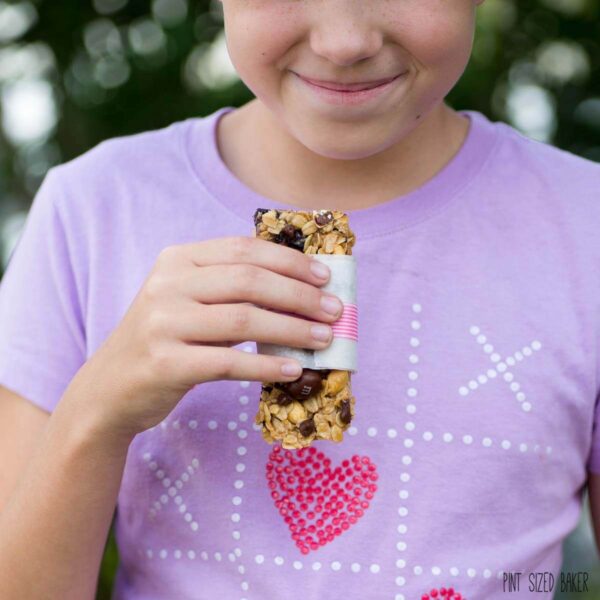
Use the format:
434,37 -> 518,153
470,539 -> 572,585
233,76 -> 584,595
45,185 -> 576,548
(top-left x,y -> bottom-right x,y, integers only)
253,208 -> 357,449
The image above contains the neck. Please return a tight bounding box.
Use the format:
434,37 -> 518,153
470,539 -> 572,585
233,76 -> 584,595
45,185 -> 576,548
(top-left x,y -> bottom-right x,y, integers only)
217,99 -> 470,213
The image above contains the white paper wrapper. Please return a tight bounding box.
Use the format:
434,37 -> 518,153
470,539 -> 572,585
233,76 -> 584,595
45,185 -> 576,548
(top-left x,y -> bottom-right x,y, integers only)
257,254 -> 358,372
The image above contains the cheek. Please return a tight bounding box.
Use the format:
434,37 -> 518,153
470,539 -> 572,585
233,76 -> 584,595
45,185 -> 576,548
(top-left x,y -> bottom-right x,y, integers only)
391,5 -> 475,70
223,3 -> 302,74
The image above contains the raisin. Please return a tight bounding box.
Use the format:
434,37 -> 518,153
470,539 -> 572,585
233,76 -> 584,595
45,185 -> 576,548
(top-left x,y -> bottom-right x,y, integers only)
275,392 -> 294,406
290,229 -> 306,252
298,417 -> 316,437
339,399 -> 352,425
253,208 -> 270,226
274,228 -> 306,253
281,224 -> 297,239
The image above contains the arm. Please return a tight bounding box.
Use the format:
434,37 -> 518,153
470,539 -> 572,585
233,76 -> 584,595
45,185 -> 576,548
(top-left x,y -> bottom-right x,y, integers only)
0,386 -> 49,511
587,471 -> 600,556
0,369 -> 134,600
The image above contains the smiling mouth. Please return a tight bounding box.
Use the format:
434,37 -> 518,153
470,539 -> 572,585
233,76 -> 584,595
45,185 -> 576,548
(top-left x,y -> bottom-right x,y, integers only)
294,72 -> 406,93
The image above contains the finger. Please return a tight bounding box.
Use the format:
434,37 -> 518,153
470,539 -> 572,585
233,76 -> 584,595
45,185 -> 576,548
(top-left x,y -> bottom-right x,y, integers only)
184,264 -> 343,323
179,345 -> 303,385
180,236 -> 332,288
177,303 -> 334,350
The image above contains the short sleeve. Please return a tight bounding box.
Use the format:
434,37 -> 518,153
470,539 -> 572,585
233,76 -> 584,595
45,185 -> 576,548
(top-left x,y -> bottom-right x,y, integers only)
0,167 -> 86,413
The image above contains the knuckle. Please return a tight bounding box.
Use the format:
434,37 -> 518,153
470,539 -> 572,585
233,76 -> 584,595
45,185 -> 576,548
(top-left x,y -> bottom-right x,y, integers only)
228,304 -> 252,334
146,309 -> 169,338
232,264 -> 261,296
144,275 -> 168,302
157,244 -> 180,265
148,343 -> 172,375
230,236 -> 253,261
212,351 -> 235,380
293,281 -> 311,309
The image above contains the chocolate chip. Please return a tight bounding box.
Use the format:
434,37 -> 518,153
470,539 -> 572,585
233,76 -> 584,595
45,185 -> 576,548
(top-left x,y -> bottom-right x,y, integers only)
275,392 -> 294,406
281,224 -> 297,239
298,417 -> 316,437
288,229 -> 306,252
339,399 -> 352,425
314,211 -> 333,226
282,369 -> 323,400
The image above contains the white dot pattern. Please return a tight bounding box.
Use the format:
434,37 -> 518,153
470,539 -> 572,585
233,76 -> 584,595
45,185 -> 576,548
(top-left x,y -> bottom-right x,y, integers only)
232,388 -> 249,594
395,303 -> 422,584
460,327 -> 542,412
412,431 -> 550,455
145,454 -> 200,532
247,555 -> 390,575
139,316 -> 531,593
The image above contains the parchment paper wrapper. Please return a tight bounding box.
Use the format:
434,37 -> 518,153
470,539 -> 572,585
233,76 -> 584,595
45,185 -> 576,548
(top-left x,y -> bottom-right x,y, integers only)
257,254 -> 357,372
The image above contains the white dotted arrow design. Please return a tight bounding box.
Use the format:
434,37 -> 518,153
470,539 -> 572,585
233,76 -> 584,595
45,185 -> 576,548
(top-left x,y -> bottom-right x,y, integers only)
143,452 -> 201,533
458,325 -> 542,412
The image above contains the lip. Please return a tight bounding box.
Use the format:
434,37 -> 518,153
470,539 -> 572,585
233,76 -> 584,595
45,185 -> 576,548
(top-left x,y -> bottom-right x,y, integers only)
293,71 -> 407,107
296,73 -> 402,92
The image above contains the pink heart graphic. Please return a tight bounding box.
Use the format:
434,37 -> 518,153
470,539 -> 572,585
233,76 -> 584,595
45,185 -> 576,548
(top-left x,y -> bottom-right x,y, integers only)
421,587 -> 466,600
266,445 -> 378,554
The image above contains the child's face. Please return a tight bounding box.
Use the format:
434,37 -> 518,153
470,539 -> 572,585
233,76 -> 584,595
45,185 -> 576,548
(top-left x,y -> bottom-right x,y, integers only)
220,0 -> 484,160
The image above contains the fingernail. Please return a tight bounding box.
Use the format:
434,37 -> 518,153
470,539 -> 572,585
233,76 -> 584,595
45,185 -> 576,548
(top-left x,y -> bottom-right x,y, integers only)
311,324 -> 332,342
281,362 -> 302,377
321,295 -> 342,316
310,260 -> 330,280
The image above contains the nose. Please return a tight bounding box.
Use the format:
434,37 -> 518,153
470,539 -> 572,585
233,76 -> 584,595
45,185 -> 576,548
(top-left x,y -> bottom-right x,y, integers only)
308,2 -> 383,67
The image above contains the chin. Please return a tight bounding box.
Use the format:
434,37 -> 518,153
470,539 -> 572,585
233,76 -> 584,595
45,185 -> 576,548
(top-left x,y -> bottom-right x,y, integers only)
302,134 -> 392,161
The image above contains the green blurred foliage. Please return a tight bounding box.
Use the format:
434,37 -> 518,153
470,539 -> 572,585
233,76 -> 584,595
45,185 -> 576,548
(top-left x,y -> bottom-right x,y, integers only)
97,524 -> 119,600
459,0 -> 600,157
0,1 -> 599,598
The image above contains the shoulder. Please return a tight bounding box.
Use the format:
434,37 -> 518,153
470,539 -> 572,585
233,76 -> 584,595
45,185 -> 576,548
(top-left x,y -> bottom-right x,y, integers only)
29,118 -> 204,257
469,112 -> 600,229
37,117 -> 207,231
487,114 -> 600,192
51,118 -> 193,193
474,113 -> 600,261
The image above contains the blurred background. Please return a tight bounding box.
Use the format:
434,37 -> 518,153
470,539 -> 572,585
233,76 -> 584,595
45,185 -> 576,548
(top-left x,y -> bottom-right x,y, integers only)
0,0 -> 599,597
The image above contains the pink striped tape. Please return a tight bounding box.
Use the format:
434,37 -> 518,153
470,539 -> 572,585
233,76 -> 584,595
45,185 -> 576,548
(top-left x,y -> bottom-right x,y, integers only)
270,303 -> 358,342
331,303 -> 358,341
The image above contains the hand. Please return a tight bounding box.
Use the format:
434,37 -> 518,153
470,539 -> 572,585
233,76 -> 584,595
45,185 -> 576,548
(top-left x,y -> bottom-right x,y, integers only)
69,236 -> 343,436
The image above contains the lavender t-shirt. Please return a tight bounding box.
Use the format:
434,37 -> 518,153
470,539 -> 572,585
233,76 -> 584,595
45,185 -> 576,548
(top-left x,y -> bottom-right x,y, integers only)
1,105 -> 600,600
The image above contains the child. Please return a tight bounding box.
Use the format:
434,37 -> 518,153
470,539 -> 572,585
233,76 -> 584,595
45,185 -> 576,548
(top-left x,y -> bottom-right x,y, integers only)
1,1 -> 599,599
